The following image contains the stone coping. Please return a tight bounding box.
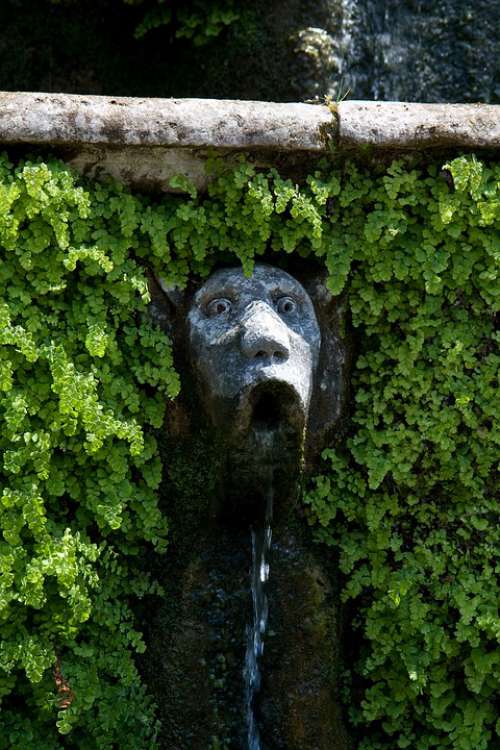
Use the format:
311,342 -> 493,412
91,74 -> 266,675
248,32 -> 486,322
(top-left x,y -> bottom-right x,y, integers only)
1,92 -> 499,150
0,93 -> 498,191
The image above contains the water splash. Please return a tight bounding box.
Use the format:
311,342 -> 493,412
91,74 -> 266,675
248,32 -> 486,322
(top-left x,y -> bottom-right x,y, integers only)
244,487 -> 273,750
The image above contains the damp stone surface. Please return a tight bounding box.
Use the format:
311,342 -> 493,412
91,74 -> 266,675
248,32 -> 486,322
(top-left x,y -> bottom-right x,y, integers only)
187,264 -> 321,436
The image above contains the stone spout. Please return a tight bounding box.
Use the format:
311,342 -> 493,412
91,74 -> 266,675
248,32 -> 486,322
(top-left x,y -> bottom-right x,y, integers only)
144,261 -> 351,748
150,260 -> 350,519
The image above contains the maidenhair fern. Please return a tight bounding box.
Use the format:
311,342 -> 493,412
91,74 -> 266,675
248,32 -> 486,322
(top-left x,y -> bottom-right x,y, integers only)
0,151 -> 498,748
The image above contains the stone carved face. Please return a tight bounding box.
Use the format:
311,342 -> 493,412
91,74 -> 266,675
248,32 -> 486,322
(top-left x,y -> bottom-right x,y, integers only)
187,265 -> 321,434
151,259 -> 349,465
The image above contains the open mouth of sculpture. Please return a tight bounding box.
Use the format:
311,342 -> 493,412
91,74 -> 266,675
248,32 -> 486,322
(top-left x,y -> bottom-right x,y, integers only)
220,379 -> 307,527
246,380 -> 304,435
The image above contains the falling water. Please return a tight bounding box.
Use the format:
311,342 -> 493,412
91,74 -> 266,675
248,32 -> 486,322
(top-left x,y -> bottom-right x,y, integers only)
244,486 -> 273,750
329,0 -> 499,104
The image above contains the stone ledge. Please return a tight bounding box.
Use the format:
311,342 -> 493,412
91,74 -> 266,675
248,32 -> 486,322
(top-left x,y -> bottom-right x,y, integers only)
0,93 -> 498,192
338,101 -> 500,149
0,93 -> 334,152
1,92 -> 499,151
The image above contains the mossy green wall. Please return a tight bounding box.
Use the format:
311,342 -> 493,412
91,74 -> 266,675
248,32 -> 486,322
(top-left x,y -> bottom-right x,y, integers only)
0,152 -> 498,748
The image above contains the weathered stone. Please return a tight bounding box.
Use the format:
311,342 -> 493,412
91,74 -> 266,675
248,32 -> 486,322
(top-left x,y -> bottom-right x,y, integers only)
0,92 -> 334,151
260,524 -> 349,750
67,145 -> 214,194
185,265 -> 321,433
142,261 -> 352,748
153,263 -> 350,512
338,100 -> 500,149
1,92 -> 498,193
140,431 -> 350,749
143,526 -> 253,749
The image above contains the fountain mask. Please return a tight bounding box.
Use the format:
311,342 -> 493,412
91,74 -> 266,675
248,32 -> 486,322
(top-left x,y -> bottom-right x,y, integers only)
150,260 -> 350,466
186,265 -> 321,432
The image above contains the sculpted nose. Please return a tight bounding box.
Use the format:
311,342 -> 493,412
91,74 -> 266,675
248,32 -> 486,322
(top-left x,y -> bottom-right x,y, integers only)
240,303 -> 290,362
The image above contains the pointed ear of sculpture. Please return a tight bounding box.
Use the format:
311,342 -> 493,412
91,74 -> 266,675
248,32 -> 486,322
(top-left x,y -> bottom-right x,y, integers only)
147,271 -> 195,438
156,276 -> 186,311
147,271 -> 190,342
301,272 -> 351,464
147,264 -> 350,463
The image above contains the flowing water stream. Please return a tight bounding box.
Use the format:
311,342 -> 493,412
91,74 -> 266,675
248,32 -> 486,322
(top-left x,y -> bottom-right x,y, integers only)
244,485 -> 273,750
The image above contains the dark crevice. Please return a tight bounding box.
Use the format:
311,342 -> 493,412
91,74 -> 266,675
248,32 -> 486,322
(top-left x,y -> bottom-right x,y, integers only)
252,389 -> 283,431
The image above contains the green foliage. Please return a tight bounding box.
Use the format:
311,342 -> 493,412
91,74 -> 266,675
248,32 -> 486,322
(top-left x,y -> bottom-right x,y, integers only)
0,151 -> 498,747
0,155 -> 178,747
133,0 -> 239,45
304,155 -> 500,749
50,0 -> 240,46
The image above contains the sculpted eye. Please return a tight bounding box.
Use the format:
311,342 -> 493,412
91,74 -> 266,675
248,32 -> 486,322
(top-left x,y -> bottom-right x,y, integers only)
276,296 -> 297,315
206,298 -> 232,316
